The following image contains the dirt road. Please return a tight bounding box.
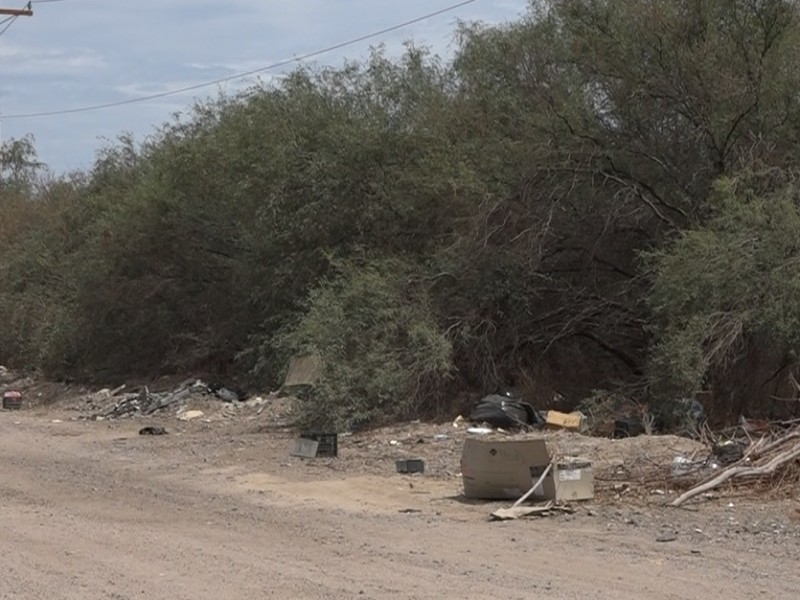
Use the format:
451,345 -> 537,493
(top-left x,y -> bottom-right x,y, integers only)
1,413 -> 798,599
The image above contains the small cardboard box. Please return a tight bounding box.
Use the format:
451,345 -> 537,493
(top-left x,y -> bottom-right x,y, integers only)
531,459 -> 594,501
545,410 -> 587,432
460,436 -> 594,501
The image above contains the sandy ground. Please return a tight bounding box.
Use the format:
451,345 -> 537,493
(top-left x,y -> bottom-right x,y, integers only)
2,404 -> 800,599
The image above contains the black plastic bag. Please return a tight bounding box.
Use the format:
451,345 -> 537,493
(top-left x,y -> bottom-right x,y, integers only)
468,394 -> 544,430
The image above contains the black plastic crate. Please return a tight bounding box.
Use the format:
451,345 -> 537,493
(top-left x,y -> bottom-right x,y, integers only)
300,431 -> 338,457
2,392 -> 22,410
396,459 -> 425,474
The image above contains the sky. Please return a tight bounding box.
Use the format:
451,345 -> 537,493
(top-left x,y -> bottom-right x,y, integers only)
0,0 -> 530,175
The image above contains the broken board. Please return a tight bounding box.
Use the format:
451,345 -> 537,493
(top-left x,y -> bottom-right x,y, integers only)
282,355 -> 322,389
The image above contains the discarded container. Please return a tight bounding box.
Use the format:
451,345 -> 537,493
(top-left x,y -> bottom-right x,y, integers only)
545,410 -> 587,432
460,437 -> 594,501
2,391 -> 22,410
531,458 -> 594,501
671,456 -> 693,476
300,431 -> 338,457
396,459 -> 425,474
290,438 -> 320,458
613,416 -> 645,439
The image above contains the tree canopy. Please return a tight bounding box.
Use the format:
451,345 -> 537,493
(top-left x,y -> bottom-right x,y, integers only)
3,0 -> 800,427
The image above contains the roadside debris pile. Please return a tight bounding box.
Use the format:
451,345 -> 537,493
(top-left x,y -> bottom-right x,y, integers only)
466,391 -> 585,433
468,393 -> 544,430
671,423 -> 800,506
88,379 -> 252,420
0,366 -> 26,410
0,365 -> 31,394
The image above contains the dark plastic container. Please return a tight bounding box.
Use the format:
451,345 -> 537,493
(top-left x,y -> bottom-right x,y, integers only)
396,459 -> 425,474
2,391 -> 22,410
300,431 -> 338,457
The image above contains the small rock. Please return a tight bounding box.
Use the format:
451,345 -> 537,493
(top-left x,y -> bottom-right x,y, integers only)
656,534 -> 677,543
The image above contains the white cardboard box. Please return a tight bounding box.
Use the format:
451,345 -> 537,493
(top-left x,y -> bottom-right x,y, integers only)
460,436 -> 593,501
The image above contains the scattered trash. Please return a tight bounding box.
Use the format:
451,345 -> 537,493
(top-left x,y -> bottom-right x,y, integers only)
99,384 -> 191,419
713,440 -> 745,465
209,383 -> 246,403
545,410 -> 587,432
396,459 -> 425,474
490,501 -> 576,521
139,426 -> 167,436
2,390 -> 22,410
290,438 -> 320,459
460,437 -> 594,501
178,410 -> 205,421
466,427 -> 493,435
468,393 -> 544,430
398,508 -> 422,514
671,456 -> 694,476
299,431 -> 338,457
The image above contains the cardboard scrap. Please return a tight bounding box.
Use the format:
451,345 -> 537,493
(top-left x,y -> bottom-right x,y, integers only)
490,502 -> 576,521
282,355 -> 322,389
545,410 -> 587,432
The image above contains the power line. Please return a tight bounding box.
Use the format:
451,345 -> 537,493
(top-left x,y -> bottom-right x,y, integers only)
0,17 -> 16,37
0,0 -> 30,38
2,0 -> 479,120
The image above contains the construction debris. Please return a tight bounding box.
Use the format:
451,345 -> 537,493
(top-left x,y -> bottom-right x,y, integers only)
92,379 -> 250,420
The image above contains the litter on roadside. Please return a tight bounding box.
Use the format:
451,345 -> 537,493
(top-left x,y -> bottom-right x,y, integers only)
460,436 -> 594,502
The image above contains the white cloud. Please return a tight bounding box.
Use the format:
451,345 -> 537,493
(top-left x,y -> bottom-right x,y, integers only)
0,0 -> 530,172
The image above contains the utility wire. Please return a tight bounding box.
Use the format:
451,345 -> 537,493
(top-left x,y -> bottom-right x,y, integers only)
2,0 -> 479,120
0,15 -> 18,38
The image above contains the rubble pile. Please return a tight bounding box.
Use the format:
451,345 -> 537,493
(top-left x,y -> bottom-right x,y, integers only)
87,379 -> 261,421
